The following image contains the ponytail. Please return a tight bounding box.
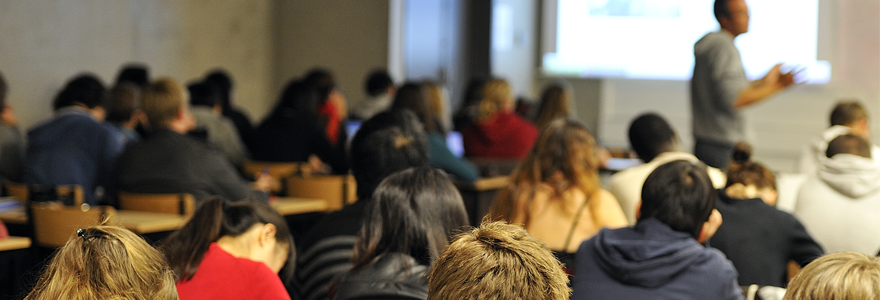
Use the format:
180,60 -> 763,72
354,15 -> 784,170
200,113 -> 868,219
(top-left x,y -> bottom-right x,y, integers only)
725,142 -> 776,190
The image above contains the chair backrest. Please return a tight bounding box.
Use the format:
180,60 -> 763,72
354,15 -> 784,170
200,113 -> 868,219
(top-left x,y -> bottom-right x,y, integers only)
241,160 -> 311,179
286,174 -> 356,211
4,182 -> 84,206
30,202 -> 117,248
117,191 -> 196,216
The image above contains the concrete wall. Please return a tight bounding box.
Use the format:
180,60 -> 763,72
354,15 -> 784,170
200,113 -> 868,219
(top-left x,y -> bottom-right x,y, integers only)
0,0 -> 275,130
273,0 -> 390,120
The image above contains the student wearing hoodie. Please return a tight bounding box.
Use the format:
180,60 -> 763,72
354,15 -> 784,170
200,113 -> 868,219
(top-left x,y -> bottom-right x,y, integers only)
795,134 -> 880,255
572,160 -> 743,300
461,78 -> 538,159
797,100 -> 880,175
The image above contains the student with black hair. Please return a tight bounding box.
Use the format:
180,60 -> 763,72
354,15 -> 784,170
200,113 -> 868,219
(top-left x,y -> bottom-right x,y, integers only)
24,74 -> 123,205
711,142 -> 823,288
161,197 -> 294,300
330,167 -> 469,300
609,113 -> 726,224
204,69 -> 255,151
0,70 -> 24,182
573,160 -> 743,300
350,69 -> 395,121
188,80 -> 248,166
115,63 -> 150,88
295,109 -> 428,300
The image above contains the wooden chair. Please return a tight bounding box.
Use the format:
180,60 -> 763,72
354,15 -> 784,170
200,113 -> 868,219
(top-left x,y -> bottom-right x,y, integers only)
4,181 -> 84,206
286,174 -> 356,211
117,191 -> 196,216
30,202 -> 117,248
241,160 -> 310,179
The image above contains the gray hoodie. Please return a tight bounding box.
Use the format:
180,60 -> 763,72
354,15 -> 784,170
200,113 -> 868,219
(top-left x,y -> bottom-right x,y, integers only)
795,154 -> 880,254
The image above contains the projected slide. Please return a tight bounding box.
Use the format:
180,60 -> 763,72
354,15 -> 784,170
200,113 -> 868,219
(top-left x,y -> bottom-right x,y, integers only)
541,0 -> 830,83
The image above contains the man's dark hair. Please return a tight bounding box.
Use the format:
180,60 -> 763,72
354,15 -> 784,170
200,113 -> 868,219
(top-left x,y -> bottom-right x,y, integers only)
826,134 -> 871,159
364,70 -> 394,97
713,0 -> 732,23
628,113 -> 678,162
53,74 -> 107,111
830,100 -> 868,127
187,81 -> 222,108
639,160 -> 716,239
350,109 -> 428,200
204,69 -> 233,110
303,68 -> 336,103
115,64 -> 150,88
105,83 -> 141,123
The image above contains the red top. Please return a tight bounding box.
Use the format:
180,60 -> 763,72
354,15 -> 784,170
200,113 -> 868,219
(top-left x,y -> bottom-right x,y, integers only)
462,111 -> 539,159
176,243 -> 290,300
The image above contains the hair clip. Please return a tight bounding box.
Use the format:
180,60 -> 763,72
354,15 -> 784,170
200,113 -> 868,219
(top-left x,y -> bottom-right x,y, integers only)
77,228 -> 88,240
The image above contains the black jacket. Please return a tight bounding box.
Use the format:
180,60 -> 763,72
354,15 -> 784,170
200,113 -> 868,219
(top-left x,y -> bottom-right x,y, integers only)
331,253 -> 428,300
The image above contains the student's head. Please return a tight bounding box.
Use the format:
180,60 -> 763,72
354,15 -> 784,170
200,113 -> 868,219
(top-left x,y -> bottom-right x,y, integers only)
352,167 -> 469,268
477,78 -> 513,122
25,226 -> 177,300
303,68 -> 336,103
364,69 -> 394,97
830,100 -> 869,138
725,142 -> 777,205
534,82 -> 572,130
427,221 -> 570,300
273,79 -> 321,114
492,119 -> 599,223
350,109 -> 429,200
160,197 -> 295,282
627,113 -> 679,162
783,252 -> 880,300
826,134 -> 871,159
141,78 -> 192,132
187,81 -> 222,108
714,0 -> 749,36
115,64 -> 150,88
423,81 -> 447,123
639,160 -> 718,240
204,69 -> 233,109
391,82 -> 439,133
53,74 -> 107,112
105,83 -> 142,124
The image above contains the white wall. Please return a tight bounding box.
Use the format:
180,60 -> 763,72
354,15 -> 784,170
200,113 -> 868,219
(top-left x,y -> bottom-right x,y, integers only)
0,0 -> 275,130
595,0 -> 879,172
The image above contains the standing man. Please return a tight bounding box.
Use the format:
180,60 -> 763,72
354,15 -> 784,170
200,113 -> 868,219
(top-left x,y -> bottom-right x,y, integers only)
691,0 -> 795,169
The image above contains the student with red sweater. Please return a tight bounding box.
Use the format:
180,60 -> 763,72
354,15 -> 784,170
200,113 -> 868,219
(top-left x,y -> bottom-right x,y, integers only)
461,78 -> 538,159
160,197 -> 294,300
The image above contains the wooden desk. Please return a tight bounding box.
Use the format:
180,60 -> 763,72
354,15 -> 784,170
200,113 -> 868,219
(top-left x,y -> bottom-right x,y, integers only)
0,208 -> 25,225
271,197 -> 329,215
0,236 -> 31,251
454,176 -> 509,226
0,207 -> 187,234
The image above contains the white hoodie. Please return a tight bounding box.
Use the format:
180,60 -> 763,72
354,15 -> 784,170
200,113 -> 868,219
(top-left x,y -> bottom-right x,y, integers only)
797,125 -> 880,175
795,154 -> 880,255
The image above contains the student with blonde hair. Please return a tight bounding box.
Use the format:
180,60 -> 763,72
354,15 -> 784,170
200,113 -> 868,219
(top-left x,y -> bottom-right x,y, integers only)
25,226 -> 178,300
784,252 -> 880,300
461,78 -> 538,159
489,119 -> 627,273
427,221 -> 570,300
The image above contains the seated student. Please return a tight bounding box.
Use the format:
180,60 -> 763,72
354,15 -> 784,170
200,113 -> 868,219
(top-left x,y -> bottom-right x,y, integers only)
251,79 -> 349,174
711,142 -> 823,287
331,167 -> 469,300
115,78 -> 273,202
798,100 -> 880,175
103,83 -> 144,147
205,70 -> 255,152
795,134 -> 880,255
390,82 -> 478,182
423,81 -> 451,131
489,119 -> 627,273
609,113 -> 726,224
160,197 -> 294,300
24,225 -> 177,300
24,74 -> 123,205
0,71 -> 24,182
187,81 -> 248,166
572,160 -> 743,300
783,252 -> 880,300
461,78 -> 538,159
533,81 -> 575,130
303,68 -> 349,149
350,69 -> 395,121
427,221 -> 570,300
295,110 -> 428,300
